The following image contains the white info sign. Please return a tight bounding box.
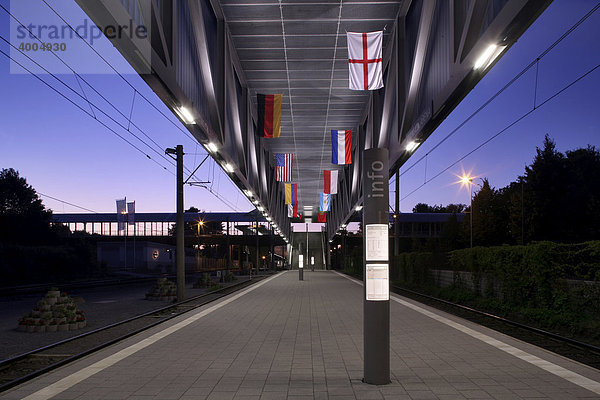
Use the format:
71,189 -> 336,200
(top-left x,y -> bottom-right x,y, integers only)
299,254 -> 304,269
366,264 -> 389,301
365,224 -> 389,261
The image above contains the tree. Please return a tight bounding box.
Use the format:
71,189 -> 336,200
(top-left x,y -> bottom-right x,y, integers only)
562,146 -> 600,241
470,178 -> 511,246
0,168 -> 52,244
523,135 -> 567,241
412,203 -> 466,213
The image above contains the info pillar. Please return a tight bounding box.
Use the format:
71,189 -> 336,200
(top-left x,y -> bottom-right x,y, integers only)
362,148 -> 390,385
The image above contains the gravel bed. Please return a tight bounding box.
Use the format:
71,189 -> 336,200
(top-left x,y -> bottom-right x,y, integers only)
0,276 -> 256,361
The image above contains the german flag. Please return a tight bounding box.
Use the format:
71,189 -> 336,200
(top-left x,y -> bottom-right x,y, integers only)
257,94 -> 282,138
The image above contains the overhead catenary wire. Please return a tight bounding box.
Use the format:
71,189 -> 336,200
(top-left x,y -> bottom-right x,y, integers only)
2,4 -> 261,214
400,59 -> 600,202
37,192 -> 98,214
39,0 -> 199,145
0,7 -> 176,168
0,47 -> 174,175
398,1 -> 600,180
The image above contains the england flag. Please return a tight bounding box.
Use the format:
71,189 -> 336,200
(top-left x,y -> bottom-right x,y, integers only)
347,31 -> 384,91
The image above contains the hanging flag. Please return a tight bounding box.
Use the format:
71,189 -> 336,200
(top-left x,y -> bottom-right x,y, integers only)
320,193 -> 331,212
347,31 -> 383,90
257,94 -> 282,138
127,201 -> 135,225
284,183 -> 297,205
116,198 -> 126,232
317,211 -> 327,223
287,204 -> 299,218
324,170 -> 338,194
276,153 -> 293,182
331,130 -> 352,165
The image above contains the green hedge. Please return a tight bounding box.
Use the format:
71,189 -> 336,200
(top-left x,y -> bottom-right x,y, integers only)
391,241 -> 600,324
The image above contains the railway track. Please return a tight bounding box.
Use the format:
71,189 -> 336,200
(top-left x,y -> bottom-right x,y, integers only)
0,275 -> 269,392
389,284 -> 600,370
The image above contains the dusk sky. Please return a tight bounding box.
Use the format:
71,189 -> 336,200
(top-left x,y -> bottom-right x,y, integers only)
1,0 -> 599,222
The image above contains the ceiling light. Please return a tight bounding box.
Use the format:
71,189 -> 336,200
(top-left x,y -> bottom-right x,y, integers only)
244,189 -> 253,198
474,44 -> 499,70
355,205 -> 363,211
405,141 -> 419,152
223,163 -> 234,173
257,206 -> 264,212
207,142 -> 218,153
177,106 -> 195,124
266,216 -> 272,221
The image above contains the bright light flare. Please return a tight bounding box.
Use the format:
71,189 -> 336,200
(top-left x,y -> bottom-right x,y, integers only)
223,163 -> 234,173
177,106 -> 195,124
474,44 -> 501,70
454,168 -> 477,190
207,142 -> 218,153
405,141 -> 419,152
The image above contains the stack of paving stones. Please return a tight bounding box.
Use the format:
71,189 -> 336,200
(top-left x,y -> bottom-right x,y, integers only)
145,278 -> 177,301
17,288 -> 86,333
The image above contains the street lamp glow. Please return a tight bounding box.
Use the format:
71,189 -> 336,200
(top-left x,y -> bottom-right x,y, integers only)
177,106 -> 195,124
456,173 -> 475,249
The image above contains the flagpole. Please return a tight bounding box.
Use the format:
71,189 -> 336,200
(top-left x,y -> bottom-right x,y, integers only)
133,219 -> 136,271
124,219 -> 127,271
306,222 -> 309,273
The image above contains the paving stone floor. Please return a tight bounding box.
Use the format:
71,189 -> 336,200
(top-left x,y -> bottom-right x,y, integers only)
2,271 -> 600,399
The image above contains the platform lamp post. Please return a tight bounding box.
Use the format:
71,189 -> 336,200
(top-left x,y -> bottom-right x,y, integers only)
460,175 -> 474,248
362,148 -> 390,385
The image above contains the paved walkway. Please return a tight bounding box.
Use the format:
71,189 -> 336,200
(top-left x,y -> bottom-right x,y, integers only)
2,271 -> 600,400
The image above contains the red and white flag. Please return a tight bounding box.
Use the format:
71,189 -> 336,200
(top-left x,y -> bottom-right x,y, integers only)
324,170 -> 338,194
276,153 -> 293,182
287,204 -> 298,218
347,31 -> 383,91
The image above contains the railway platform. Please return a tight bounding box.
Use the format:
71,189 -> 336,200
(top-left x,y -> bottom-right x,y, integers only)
2,270 -> 600,400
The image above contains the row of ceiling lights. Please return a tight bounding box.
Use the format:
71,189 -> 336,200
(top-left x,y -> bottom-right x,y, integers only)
174,43 -> 502,244
173,106 -> 289,243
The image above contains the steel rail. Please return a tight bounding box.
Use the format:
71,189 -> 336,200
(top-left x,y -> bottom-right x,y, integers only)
0,275 -> 271,393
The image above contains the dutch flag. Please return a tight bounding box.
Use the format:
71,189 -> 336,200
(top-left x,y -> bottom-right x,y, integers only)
331,130 -> 352,165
